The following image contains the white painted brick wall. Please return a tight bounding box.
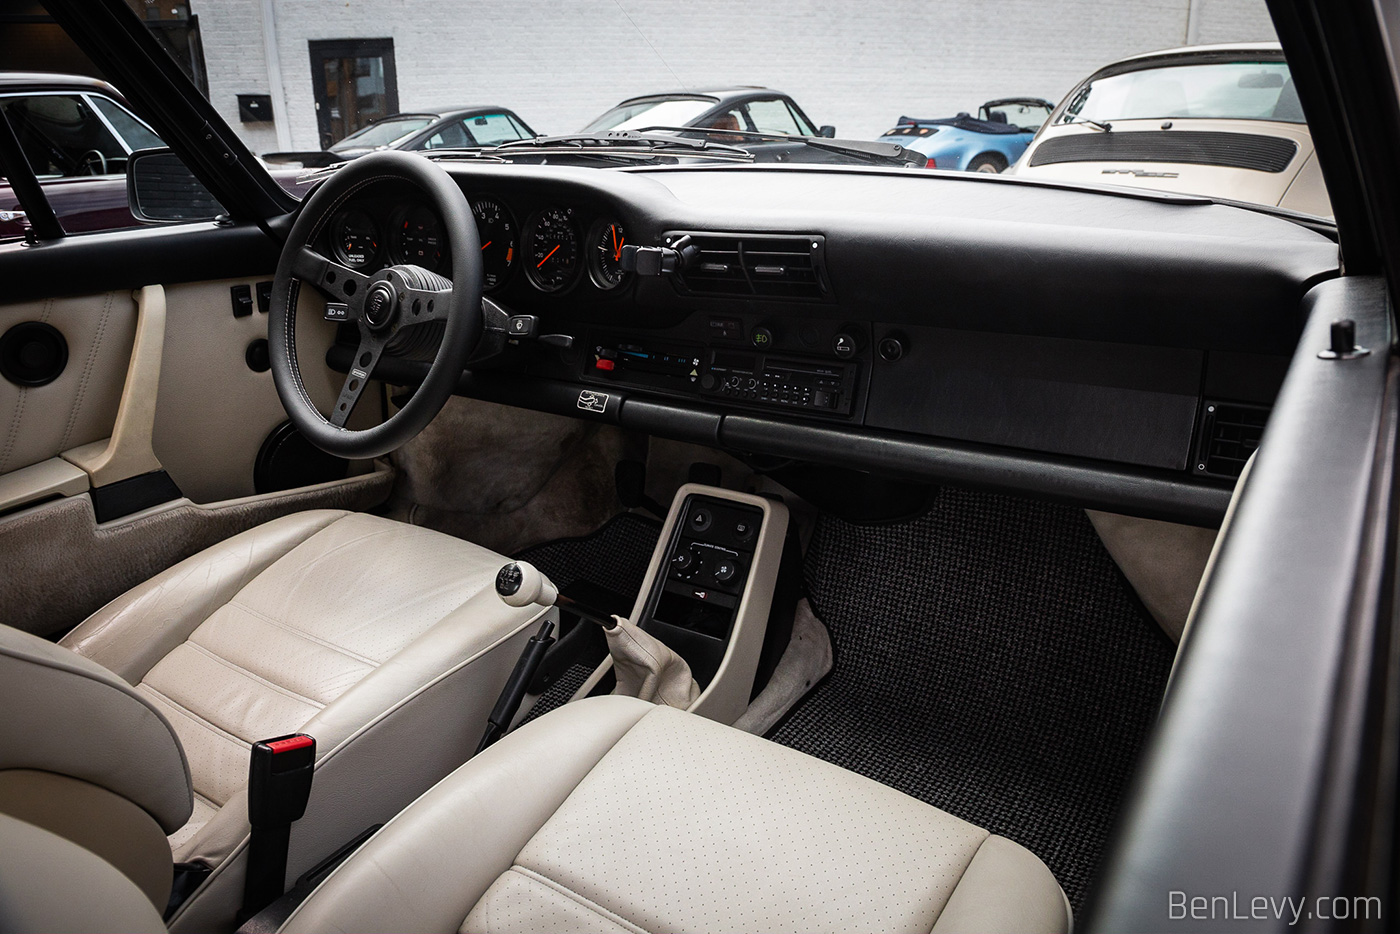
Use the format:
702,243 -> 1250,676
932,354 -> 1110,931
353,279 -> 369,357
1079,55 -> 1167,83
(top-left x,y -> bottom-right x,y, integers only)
193,0 -> 1277,155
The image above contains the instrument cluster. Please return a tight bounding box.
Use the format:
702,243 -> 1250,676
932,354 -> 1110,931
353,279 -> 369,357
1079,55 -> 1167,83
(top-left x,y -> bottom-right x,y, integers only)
324,194 -> 631,298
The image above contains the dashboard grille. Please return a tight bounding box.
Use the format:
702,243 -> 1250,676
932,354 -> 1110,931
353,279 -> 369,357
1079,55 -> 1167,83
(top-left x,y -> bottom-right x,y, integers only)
1194,401 -> 1269,479
674,233 -> 828,301
1028,131 -> 1298,173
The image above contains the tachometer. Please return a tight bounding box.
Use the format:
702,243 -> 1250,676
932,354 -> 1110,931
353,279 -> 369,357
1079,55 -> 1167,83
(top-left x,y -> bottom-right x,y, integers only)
394,205 -> 444,271
471,198 -> 517,292
331,207 -> 381,270
523,207 -> 581,293
588,219 -> 628,290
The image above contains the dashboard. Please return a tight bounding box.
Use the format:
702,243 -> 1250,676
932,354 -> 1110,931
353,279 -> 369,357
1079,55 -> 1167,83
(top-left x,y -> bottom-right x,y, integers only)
321,162 -> 1340,525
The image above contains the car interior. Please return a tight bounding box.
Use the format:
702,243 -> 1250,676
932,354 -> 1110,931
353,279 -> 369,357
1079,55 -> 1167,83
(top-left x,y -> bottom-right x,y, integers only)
2,0 -> 1399,932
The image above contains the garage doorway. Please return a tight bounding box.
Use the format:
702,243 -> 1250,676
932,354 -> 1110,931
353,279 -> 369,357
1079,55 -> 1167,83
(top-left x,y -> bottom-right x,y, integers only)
308,38 -> 398,149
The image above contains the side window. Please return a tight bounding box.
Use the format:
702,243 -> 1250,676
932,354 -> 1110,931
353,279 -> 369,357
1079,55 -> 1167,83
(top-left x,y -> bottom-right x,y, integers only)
745,98 -> 804,135
90,96 -> 163,150
0,94 -> 127,178
464,113 -> 528,146
422,121 -> 472,149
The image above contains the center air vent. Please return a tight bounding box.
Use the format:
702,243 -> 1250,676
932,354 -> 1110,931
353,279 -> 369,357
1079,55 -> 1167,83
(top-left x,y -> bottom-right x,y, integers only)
1194,400 -> 1270,479
673,232 -> 829,301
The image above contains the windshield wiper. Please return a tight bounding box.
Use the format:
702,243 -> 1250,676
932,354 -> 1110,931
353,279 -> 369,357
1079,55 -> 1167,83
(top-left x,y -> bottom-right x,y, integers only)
1058,117 -> 1113,132
635,126 -> 923,166
431,131 -> 755,163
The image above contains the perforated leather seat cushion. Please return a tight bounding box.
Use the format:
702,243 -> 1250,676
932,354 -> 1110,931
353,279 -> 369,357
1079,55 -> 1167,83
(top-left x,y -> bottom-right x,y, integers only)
281,696 -> 1071,934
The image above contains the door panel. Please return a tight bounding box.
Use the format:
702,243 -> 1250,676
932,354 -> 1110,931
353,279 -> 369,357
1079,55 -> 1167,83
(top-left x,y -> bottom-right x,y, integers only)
0,290 -> 136,476
153,276 -> 378,503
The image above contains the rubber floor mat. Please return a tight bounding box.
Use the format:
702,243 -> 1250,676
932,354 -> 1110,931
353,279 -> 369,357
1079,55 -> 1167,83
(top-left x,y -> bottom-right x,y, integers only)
768,487 -> 1175,912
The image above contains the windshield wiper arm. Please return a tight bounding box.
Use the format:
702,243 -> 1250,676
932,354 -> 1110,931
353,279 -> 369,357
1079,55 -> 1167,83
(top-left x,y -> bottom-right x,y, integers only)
484,130 -> 754,161
1059,117 -> 1113,132
635,126 -> 923,166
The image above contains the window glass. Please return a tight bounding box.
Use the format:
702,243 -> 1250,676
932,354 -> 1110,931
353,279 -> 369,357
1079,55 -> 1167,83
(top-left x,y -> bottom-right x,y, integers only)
90,95 -> 163,150
422,121 -> 472,149
745,99 -> 804,135
582,99 -> 716,132
463,113 -> 528,145
329,115 -> 430,151
0,95 -> 126,178
1062,62 -> 1303,124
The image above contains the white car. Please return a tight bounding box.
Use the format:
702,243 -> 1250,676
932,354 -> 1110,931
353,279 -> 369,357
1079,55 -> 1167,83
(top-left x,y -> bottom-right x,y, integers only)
1010,43 -> 1331,218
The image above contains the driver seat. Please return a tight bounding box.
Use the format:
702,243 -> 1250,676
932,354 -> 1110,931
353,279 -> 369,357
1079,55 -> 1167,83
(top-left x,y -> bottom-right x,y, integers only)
0,508 -> 550,932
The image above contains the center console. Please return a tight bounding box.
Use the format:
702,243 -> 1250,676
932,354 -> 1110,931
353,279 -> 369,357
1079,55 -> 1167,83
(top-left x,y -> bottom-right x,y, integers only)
574,483 -> 795,725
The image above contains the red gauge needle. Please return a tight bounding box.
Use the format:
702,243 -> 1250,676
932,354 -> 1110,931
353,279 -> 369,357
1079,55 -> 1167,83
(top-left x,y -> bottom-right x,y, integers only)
537,244 -> 560,268
610,225 -> 621,261
480,240 -> 492,251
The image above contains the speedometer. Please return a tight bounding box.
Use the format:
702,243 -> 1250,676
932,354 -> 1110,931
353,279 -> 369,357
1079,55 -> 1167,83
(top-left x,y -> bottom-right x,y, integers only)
523,207 -> 581,293
471,198 -> 516,292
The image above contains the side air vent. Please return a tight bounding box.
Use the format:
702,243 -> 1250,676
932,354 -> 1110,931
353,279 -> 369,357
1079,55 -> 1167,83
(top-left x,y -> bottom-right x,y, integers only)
1193,401 -> 1270,479
673,233 -> 829,301
1029,131 -> 1298,173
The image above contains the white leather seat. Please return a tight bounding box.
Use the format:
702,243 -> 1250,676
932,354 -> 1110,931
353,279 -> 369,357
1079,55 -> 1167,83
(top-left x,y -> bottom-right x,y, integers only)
0,509 -> 549,932
281,696 -> 1072,934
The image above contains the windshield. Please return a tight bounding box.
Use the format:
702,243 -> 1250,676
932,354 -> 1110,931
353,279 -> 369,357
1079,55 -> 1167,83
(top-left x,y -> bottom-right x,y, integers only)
330,116 -> 434,151
581,99 -> 717,133
1060,61 -> 1303,125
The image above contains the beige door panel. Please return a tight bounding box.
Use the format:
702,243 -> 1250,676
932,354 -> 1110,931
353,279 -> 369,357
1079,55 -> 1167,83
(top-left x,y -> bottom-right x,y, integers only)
0,291 -> 136,477
153,277 -> 381,504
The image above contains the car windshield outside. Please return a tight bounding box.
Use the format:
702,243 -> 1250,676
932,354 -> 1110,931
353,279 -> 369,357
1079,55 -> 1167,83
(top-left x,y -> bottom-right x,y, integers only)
329,115 -> 434,151
581,98 -> 718,133
1059,61 -> 1302,124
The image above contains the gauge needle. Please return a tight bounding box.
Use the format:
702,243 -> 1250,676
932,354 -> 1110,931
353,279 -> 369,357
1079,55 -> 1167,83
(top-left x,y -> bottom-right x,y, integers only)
610,225 -> 620,261
537,244 -> 560,268
481,240 -> 492,251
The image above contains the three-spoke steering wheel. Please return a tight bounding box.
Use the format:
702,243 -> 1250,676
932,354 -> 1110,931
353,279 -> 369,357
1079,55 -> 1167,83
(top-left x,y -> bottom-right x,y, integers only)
268,151 -> 484,459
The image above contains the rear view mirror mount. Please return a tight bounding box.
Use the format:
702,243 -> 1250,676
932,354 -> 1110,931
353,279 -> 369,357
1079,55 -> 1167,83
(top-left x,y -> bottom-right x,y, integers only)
126,148 -> 226,224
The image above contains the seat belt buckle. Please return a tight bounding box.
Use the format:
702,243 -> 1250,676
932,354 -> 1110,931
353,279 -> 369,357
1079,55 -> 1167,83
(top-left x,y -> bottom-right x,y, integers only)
248,733 -> 315,828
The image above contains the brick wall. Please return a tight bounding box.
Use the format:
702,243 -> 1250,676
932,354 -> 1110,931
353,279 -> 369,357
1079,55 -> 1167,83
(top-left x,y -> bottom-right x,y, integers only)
195,0 -> 1278,156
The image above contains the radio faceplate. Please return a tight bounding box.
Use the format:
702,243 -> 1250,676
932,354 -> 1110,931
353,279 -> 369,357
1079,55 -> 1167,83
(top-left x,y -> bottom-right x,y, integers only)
584,332 -> 857,417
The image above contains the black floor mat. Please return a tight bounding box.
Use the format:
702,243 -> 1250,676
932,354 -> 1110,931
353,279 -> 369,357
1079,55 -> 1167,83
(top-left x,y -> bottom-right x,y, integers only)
515,513 -> 661,723
516,512 -> 661,597
769,488 -> 1175,912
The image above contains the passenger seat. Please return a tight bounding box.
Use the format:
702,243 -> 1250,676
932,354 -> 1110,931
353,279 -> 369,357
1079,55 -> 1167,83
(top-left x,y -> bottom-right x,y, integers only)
0,696 -> 1071,934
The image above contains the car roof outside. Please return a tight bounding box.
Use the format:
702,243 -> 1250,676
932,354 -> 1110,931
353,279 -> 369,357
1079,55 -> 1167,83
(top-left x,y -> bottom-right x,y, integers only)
612,87 -> 778,107
0,72 -> 124,98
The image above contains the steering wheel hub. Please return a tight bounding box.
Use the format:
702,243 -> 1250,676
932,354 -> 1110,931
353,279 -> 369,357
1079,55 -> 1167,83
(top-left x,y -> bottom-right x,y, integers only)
363,281 -> 398,330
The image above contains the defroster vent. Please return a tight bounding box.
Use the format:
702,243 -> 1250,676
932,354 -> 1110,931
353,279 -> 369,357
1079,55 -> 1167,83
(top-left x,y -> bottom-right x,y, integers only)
1194,401 -> 1269,479
673,232 -> 829,301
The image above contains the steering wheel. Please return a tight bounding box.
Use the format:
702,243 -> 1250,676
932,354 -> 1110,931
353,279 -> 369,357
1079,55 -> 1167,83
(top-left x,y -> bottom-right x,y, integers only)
268,150 -> 483,459
78,149 -> 108,176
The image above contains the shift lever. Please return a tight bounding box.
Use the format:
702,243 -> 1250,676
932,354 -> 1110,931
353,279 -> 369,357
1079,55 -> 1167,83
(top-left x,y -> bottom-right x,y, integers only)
493,562 -> 700,710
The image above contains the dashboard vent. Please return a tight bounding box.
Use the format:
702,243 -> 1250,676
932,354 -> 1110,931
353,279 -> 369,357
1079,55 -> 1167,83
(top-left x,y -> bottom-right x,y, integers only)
673,233 -> 828,301
1194,401 -> 1269,479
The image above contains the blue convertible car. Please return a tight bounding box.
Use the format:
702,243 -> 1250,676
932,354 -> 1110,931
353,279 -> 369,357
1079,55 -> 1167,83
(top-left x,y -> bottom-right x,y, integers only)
879,98 -> 1053,172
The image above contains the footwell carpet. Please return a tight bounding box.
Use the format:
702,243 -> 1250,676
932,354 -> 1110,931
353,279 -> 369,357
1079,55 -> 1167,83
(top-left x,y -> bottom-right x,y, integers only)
514,513 -> 661,724
768,488 -> 1176,911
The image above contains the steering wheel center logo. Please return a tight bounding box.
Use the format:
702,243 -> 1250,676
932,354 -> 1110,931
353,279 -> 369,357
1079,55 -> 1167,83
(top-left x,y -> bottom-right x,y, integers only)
577,390 -> 609,414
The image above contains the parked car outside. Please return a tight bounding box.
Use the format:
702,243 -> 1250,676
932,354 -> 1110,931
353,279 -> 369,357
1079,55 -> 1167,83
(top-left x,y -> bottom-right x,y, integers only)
879,98 -> 1054,172
581,86 -> 834,138
262,105 -> 539,168
0,71 -> 308,238
1008,43 -> 1330,217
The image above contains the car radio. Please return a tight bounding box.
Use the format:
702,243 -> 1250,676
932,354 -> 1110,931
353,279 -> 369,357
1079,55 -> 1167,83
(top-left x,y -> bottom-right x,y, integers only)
586,337 -> 857,417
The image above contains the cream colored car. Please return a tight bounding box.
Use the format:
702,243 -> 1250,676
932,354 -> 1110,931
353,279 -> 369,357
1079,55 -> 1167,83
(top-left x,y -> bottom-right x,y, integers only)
1010,43 -> 1331,218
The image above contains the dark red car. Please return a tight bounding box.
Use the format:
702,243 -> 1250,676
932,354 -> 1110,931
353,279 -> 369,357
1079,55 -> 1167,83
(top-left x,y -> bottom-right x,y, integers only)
0,71 -> 305,238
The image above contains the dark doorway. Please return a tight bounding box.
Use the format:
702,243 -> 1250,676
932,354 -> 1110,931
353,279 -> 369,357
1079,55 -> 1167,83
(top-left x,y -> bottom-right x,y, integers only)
308,38 -> 398,149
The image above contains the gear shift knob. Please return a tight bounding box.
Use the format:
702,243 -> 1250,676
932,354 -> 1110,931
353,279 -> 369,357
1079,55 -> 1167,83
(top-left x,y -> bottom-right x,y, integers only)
495,561 -> 558,608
